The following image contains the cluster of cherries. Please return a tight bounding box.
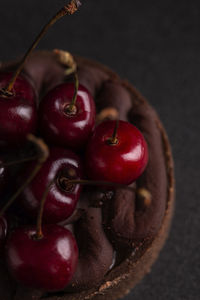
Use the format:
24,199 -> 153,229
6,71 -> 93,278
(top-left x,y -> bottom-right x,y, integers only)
0,0 -> 148,293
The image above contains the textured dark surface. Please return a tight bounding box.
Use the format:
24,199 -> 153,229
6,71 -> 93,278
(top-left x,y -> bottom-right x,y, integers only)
0,0 -> 199,299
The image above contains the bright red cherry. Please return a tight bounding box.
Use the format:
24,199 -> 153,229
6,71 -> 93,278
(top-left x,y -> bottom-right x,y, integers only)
85,120 -> 148,185
0,72 -> 37,147
0,216 -> 7,251
19,147 -> 82,223
39,82 -> 96,150
6,224 -> 78,291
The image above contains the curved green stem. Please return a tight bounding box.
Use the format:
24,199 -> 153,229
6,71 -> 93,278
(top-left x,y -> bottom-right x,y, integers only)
0,135 -> 49,218
108,119 -> 119,145
3,0 -> 81,94
59,178 -> 135,193
65,72 -> 79,115
35,179 -> 54,239
0,155 -> 38,167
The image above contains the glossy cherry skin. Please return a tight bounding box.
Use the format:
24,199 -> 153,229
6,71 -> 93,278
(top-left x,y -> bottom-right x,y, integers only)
85,120 -> 148,185
0,216 -> 7,251
19,147 -> 82,223
0,72 -> 37,147
39,82 -> 96,150
0,159 -> 7,195
6,224 -> 78,291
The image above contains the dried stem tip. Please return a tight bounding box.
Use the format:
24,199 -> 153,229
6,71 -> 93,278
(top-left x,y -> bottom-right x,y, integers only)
137,188 -> 152,209
54,49 -> 77,75
96,107 -> 119,124
64,0 -> 81,15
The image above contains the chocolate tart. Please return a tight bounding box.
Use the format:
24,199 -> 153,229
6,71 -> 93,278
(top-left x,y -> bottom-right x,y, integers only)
0,51 -> 175,300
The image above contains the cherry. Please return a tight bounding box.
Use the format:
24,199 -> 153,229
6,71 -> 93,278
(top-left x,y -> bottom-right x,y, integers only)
19,147 -> 82,223
0,72 -> 37,147
0,0 -> 81,147
0,159 -> 8,195
0,216 -> 7,251
6,224 -> 78,291
39,82 -> 96,150
85,120 -> 148,185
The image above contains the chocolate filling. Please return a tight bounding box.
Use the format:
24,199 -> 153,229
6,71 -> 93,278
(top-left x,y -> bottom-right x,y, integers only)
0,51 -> 173,300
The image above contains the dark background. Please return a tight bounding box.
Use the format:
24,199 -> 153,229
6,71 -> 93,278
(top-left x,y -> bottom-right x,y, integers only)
0,0 -> 200,299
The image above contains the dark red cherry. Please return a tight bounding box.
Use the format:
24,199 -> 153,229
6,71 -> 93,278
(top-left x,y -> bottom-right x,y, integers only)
85,120 -> 148,185
0,1 -> 82,148
19,147 -> 82,223
0,216 -> 7,251
39,82 -> 96,150
6,224 -> 78,291
0,72 -> 37,147
0,159 -> 8,195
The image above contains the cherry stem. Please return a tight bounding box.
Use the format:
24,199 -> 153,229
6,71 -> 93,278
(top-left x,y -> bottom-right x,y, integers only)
0,155 -> 38,167
0,135 -> 49,218
108,119 -> 119,145
59,178 -> 135,193
54,50 -> 79,114
66,72 -> 79,114
35,179 -> 54,240
3,0 -> 81,94
35,174 -> 135,239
